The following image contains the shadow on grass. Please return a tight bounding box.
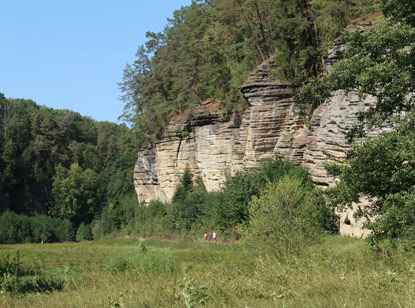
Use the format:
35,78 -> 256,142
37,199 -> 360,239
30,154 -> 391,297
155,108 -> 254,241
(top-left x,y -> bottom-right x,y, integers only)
0,252 -> 64,294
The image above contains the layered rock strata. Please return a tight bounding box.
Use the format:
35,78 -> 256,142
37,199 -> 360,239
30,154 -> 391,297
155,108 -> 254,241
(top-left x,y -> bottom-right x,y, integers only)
134,59 -> 298,203
134,61 -> 376,198
133,37 -> 378,236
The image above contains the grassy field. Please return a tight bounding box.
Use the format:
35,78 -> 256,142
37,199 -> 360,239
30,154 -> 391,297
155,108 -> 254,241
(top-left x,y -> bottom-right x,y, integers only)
0,236 -> 414,308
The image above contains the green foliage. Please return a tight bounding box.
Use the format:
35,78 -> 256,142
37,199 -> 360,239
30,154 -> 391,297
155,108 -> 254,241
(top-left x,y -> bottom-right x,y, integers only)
119,0 -> 373,144
217,155 -> 313,228
132,201 -> 170,237
242,176 -> 327,255
75,223 -> 93,241
128,155 -> 337,238
89,193 -> 141,239
380,0 -> 415,26
297,6 -> 415,138
297,1 -> 415,245
312,0 -> 376,49
0,95 -> 138,224
50,163 -> 101,227
0,211 -> 74,244
0,252 -> 64,294
326,112 -> 415,244
170,191 -> 218,232
104,250 -> 177,274
172,167 -> 194,204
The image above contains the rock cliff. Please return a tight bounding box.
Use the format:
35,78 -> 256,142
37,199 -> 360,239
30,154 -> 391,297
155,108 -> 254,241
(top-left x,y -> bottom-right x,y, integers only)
133,33 -> 377,237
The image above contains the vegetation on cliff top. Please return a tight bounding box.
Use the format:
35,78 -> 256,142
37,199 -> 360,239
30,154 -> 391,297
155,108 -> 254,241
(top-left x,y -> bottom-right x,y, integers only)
119,0 -> 375,145
3,0 -> 415,250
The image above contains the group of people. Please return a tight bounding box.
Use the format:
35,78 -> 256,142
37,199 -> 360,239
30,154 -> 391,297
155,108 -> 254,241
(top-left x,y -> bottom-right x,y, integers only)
204,231 -> 216,243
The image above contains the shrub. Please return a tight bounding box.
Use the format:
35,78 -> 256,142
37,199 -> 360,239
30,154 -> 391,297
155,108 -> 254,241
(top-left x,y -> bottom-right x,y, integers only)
104,250 -> 177,274
0,211 -> 20,244
172,167 -> 194,204
169,191 -> 215,231
366,189 -> 415,247
55,219 -> 74,242
0,212 -> 75,244
217,155 -> 313,229
91,219 -> 105,240
76,223 -> 93,241
242,175 -> 325,256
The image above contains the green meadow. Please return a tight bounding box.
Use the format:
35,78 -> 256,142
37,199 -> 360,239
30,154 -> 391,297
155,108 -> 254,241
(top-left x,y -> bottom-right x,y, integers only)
1,236 -> 414,308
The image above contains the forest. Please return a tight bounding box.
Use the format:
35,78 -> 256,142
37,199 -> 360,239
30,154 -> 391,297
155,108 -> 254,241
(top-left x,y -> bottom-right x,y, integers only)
119,0 -> 375,144
1,0 -> 415,251
0,94 -> 139,242
2,0 -> 415,305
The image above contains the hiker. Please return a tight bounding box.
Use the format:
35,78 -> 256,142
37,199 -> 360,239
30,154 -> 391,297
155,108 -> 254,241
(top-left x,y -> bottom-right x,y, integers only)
213,231 -> 217,243
209,234 -> 212,242
204,232 -> 208,241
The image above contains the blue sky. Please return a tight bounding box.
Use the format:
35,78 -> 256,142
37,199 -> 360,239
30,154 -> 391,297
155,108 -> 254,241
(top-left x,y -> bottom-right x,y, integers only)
0,0 -> 192,123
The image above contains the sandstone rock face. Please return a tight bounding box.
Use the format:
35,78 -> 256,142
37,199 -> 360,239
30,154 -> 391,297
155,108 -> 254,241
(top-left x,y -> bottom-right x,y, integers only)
133,46 -> 376,237
134,59 -> 296,203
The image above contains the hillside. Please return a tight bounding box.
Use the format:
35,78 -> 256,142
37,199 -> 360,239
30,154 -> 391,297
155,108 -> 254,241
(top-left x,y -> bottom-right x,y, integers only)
0,94 -> 137,228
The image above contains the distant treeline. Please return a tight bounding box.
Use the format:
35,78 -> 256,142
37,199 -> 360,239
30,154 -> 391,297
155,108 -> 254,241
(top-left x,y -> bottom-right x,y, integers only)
119,0 -> 376,145
0,94 -> 138,234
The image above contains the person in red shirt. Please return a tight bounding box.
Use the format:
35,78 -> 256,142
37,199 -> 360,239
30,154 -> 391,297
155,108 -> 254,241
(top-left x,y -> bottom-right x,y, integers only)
204,232 -> 208,241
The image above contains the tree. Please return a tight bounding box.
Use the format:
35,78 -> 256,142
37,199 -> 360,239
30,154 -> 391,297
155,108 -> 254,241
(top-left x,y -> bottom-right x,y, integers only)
326,111 -> 415,244
380,0 -> 415,26
297,5 -> 415,138
171,167 -> 194,204
50,164 -> 101,227
76,223 -> 93,241
119,1 -> 373,145
300,1 -> 415,244
215,155 -> 316,229
243,176 -> 323,255
0,95 -> 137,223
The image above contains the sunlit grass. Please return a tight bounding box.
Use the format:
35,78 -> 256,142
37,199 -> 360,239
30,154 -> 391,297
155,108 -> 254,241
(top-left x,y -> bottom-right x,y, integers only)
0,236 -> 414,307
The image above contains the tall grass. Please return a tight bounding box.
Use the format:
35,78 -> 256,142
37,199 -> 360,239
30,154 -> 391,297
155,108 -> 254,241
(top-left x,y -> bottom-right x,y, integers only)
0,236 -> 414,307
0,252 -> 64,294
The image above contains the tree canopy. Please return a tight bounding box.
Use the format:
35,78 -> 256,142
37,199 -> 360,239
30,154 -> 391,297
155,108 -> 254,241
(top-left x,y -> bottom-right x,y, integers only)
297,0 -> 415,244
119,0 -> 375,145
0,95 -> 138,227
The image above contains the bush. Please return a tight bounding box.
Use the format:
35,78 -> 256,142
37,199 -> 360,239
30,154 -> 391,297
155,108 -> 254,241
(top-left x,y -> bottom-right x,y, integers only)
242,176 -> 326,256
91,192 -> 141,238
76,223 -> 93,241
104,249 -> 177,274
131,201 -> 171,236
0,211 -> 21,244
169,191 -> 216,231
56,219 -> 74,242
0,212 -> 74,244
217,155 -> 313,229
366,189 -> 415,247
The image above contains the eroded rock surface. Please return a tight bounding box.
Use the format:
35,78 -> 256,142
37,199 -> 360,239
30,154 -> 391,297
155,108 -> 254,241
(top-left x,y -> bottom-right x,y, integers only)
134,38 -> 379,237
134,59 -> 296,203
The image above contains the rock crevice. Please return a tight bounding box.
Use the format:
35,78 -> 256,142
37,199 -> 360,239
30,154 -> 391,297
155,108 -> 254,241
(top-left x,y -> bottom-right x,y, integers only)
133,43 -> 377,237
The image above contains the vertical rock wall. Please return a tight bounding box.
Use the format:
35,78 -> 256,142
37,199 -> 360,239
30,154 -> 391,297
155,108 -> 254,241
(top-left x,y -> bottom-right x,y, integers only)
133,43 -> 378,237
133,58 -> 375,196
134,59 -> 300,203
